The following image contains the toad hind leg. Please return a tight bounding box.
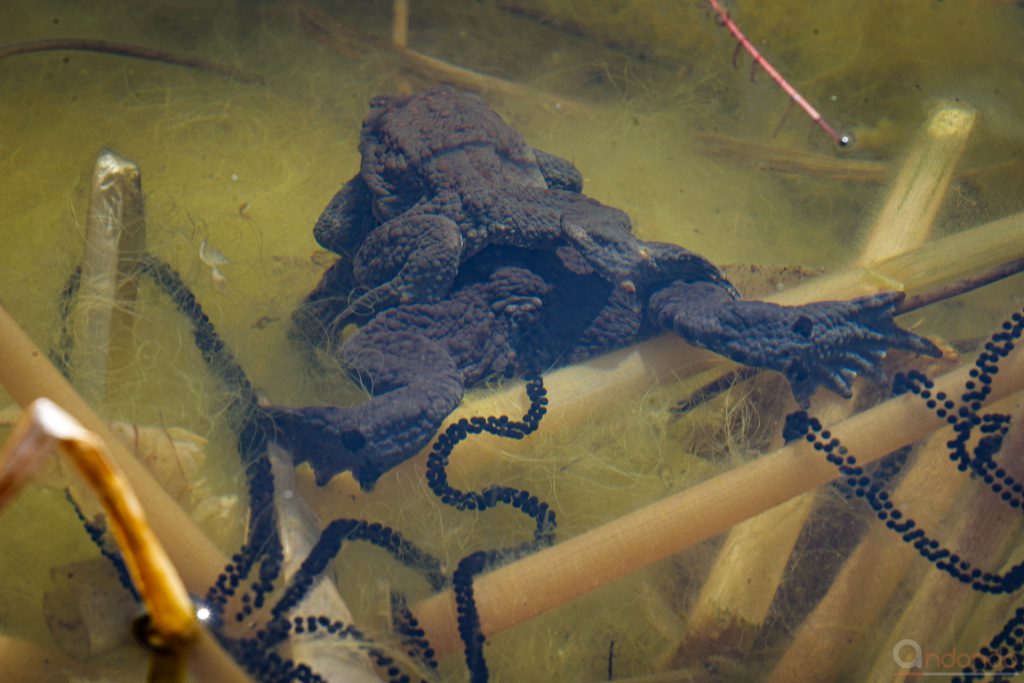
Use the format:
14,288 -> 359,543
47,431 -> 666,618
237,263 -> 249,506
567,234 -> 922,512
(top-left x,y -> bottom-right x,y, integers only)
265,329 -> 464,490
331,212 -> 463,335
649,282 -> 941,407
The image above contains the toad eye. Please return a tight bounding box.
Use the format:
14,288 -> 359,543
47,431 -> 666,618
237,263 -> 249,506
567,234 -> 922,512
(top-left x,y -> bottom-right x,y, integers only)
793,316 -> 813,338
341,430 -> 366,452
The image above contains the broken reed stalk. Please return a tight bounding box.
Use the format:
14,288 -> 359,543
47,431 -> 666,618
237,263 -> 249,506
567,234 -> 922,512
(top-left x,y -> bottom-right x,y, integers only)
857,398 -> 1024,682
859,101 -> 977,263
0,307 -> 253,681
775,210 -> 1024,306
676,399 -> 826,657
678,98 -> 978,657
0,400 -> 197,647
0,38 -> 263,84
680,491 -> 815,655
705,0 -> 850,146
269,446 -> 384,683
391,0 -> 409,48
0,398 -> 252,682
0,304 -> 227,598
69,148 -> 146,405
412,340 -> 1024,657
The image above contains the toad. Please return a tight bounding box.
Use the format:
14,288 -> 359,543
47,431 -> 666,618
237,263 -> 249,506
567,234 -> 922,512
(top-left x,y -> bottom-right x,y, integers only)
276,86 -> 940,490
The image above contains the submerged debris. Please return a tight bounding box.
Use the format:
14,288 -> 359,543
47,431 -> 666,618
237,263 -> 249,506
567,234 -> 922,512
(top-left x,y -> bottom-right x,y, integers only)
200,239 -> 230,292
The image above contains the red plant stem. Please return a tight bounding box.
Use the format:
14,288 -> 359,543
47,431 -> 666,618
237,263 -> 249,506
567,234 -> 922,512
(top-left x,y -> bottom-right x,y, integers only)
707,0 -> 850,147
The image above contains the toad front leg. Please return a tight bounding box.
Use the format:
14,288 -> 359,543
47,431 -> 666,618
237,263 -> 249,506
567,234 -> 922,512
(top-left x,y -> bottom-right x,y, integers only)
649,281 -> 942,406
328,211 -> 464,335
265,329 -> 465,490
270,266 -> 547,489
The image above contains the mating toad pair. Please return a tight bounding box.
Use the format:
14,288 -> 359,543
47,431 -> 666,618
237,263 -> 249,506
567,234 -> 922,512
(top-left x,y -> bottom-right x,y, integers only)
268,86 -> 939,489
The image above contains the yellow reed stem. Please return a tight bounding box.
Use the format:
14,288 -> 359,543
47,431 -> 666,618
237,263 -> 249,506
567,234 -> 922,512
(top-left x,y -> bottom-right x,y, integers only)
0,399 -> 253,680
0,399 -> 196,647
391,0 -> 409,47
0,303 -> 227,591
856,398 -> 1024,681
859,102 -> 977,264
762,402 -> 1015,683
411,340 -> 1024,657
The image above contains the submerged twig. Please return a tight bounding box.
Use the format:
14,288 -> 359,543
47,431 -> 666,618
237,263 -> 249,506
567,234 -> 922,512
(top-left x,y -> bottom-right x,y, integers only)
391,0 -> 409,48
899,257 -> 1024,314
292,0 -> 591,114
0,399 -> 197,651
694,132 -> 888,182
706,0 -> 851,147
0,38 -> 264,84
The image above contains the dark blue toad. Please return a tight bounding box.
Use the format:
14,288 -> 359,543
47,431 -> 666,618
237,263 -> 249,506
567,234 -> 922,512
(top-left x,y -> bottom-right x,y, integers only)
277,86 -> 940,490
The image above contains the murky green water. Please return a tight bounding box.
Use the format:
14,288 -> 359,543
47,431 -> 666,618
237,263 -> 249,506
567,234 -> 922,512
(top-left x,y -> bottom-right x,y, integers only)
1,1 -> 1023,681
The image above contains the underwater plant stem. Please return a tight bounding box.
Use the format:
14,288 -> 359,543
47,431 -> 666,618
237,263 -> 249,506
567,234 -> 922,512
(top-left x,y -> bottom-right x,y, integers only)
898,257 -> 1024,314
292,0 -> 591,114
682,490 -> 816,653
69,148 -> 146,406
857,398 -> 1024,682
763,419 -> 989,683
705,0 -> 849,146
0,305 -> 253,679
778,210 -> 1024,307
0,39 -> 263,84
859,101 -> 977,264
391,0 -> 409,48
0,400 -> 192,652
694,132 -> 889,182
682,103 -> 967,656
0,304 -> 228,593
268,445 -> 384,683
411,342 -> 1024,657
678,399 -> 842,656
